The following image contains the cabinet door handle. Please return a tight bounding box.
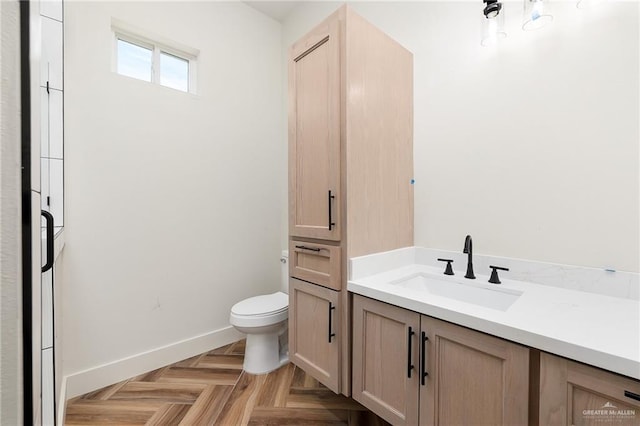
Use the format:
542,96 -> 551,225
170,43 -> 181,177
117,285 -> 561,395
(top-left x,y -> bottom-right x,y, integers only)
328,302 -> 336,343
407,326 -> 415,378
328,190 -> 336,231
625,390 -> 640,401
41,210 -> 54,273
295,245 -> 321,252
420,331 -> 428,386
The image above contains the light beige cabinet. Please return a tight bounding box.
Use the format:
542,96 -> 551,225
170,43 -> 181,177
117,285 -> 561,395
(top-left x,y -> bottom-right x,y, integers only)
421,315 -> 529,426
534,352 -> 640,426
352,295 -> 420,425
288,16 -> 341,242
289,240 -> 341,291
352,295 -> 530,425
289,278 -> 340,392
288,5 -> 414,395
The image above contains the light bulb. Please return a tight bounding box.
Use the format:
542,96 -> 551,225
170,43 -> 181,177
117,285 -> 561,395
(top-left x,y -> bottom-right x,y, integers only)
481,13 -> 506,47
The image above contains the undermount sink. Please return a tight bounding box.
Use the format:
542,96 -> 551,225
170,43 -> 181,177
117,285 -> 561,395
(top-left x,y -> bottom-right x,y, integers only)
389,272 -> 523,311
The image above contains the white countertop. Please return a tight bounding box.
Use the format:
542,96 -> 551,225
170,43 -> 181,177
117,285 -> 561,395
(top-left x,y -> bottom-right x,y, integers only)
348,263 -> 640,380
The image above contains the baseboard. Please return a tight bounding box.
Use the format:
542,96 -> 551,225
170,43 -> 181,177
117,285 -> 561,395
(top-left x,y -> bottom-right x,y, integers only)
63,325 -> 244,400
56,376 -> 67,425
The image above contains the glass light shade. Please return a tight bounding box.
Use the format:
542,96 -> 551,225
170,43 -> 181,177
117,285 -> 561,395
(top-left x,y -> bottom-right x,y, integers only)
481,12 -> 506,47
576,0 -> 604,9
522,0 -> 553,31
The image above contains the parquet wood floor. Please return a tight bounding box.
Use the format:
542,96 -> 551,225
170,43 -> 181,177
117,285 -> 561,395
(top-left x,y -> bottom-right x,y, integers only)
65,340 -> 390,425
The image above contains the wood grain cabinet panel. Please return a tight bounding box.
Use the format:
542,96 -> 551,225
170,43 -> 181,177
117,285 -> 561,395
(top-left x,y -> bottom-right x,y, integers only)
288,5 -> 414,396
537,352 -> 640,426
289,240 -> 341,291
352,298 -> 530,426
288,19 -> 341,242
421,316 -> 529,426
352,295 -> 420,426
289,278 -> 340,393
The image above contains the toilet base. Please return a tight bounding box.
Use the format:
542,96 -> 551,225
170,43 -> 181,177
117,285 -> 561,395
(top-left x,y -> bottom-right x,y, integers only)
243,331 -> 289,375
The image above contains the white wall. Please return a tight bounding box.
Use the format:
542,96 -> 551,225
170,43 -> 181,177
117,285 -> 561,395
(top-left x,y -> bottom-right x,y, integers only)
1,1 -> 24,423
63,1 -> 284,384
282,1 -> 640,273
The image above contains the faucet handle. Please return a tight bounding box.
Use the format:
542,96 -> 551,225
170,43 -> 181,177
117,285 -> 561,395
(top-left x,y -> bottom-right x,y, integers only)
488,265 -> 509,284
437,258 -> 455,276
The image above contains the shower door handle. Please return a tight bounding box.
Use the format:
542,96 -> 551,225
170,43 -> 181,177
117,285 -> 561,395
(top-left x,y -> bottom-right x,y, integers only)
41,210 -> 54,273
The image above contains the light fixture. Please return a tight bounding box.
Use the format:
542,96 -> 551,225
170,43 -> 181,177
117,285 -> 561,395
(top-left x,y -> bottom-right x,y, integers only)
481,0 -> 506,47
484,0 -> 502,18
522,0 -> 553,31
576,0 -> 604,9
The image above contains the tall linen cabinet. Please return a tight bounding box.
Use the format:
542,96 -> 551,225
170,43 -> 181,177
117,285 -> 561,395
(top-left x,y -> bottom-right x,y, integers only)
288,5 -> 414,395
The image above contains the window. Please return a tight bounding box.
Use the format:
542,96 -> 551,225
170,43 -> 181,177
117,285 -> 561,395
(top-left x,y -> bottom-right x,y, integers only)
117,39 -> 152,82
160,52 -> 189,92
113,27 -> 196,93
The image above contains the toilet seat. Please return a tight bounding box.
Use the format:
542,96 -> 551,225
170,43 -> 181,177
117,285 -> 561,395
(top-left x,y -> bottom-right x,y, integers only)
230,291 -> 288,328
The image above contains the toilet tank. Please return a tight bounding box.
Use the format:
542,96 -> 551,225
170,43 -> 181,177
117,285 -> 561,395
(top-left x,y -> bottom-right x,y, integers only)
280,250 -> 289,294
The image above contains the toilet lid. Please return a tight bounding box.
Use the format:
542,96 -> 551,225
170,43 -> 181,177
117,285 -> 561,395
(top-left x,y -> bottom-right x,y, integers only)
231,292 -> 288,317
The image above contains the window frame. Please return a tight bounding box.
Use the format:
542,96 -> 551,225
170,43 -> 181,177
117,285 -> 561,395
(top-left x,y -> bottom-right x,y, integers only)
112,23 -> 198,94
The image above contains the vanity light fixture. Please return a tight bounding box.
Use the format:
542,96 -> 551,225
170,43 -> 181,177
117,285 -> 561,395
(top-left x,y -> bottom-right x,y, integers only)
481,0 -> 506,47
522,0 -> 553,31
576,0 -> 604,9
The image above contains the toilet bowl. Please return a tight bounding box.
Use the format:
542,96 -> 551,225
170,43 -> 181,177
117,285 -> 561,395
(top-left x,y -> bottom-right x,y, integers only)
229,252 -> 289,374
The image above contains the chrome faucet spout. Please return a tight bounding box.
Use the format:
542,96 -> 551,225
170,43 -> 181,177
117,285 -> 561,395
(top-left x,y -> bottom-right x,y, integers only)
463,235 -> 475,279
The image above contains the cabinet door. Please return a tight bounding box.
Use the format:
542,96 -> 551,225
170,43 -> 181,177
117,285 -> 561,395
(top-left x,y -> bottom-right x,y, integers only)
288,18 -> 341,241
537,352 -> 640,426
420,316 -> 529,426
289,278 -> 340,392
352,295 -> 420,425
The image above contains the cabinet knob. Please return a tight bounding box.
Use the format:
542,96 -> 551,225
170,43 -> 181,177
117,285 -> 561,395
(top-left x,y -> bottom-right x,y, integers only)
625,390 -> 640,402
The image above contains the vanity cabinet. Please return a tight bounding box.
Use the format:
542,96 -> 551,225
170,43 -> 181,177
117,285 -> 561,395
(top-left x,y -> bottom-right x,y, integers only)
288,5 -> 414,395
535,352 -> 640,426
352,295 -> 530,425
421,315 -> 529,425
289,278 -> 340,393
352,295 -> 420,425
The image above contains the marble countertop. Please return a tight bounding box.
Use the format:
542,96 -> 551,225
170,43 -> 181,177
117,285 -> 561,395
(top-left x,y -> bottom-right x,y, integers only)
348,250 -> 640,380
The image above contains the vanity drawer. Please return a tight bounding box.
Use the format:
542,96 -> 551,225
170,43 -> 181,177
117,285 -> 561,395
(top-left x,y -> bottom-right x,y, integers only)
289,240 -> 341,291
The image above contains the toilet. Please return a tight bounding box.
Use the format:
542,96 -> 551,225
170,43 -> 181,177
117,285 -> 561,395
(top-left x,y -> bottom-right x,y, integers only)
229,251 -> 289,374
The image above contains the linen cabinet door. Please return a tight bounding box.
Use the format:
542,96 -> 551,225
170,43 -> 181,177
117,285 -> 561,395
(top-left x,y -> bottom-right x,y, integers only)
289,278 -> 340,393
352,295 -> 420,425
288,18 -> 341,241
420,316 -> 529,426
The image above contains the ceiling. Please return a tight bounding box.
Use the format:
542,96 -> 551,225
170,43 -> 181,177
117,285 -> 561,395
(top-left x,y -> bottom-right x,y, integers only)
244,1 -> 301,22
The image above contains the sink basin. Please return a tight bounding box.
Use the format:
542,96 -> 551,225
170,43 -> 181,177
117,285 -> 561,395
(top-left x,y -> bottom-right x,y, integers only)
389,272 -> 523,311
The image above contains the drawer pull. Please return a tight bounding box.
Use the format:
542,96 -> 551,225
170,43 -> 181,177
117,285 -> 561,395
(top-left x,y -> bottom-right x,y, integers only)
625,390 -> 640,401
295,245 -> 321,252
421,331 -> 429,386
328,302 -> 336,343
407,327 -> 415,378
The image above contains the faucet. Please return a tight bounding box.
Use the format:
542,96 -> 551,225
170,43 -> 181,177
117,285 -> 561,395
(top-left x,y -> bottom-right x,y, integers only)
463,235 -> 475,279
